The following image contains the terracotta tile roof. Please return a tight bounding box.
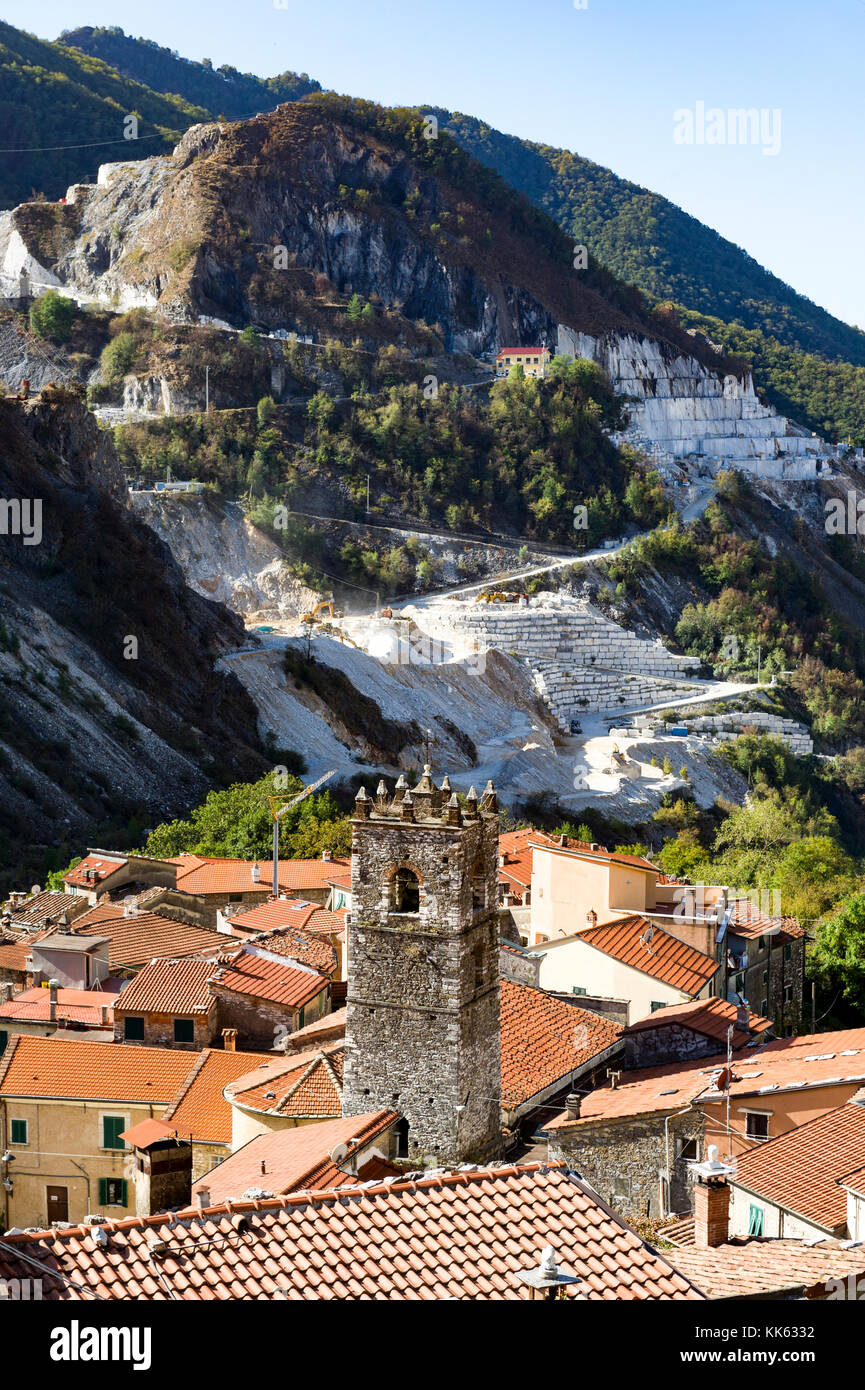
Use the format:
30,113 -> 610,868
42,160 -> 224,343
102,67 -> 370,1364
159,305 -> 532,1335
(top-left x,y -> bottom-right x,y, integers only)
63,853 -> 129,889
496,346 -> 549,357
732,1101 -> 865,1232
669,1237 -> 865,1300
5,891 -> 87,930
70,906 -> 220,969
575,915 -> 719,996
545,1027 -> 865,1130
227,900 -> 342,973
0,986 -> 118,1026
193,1110 -> 397,1202
111,959 -> 215,1017
0,1162 -> 704,1301
0,942 -> 35,973
210,950 -> 330,1009
624,997 -> 772,1049
161,1047 -> 274,1144
529,833 -> 657,873
500,980 -> 621,1111
280,1006 -> 347,1052
498,828 -> 534,901
172,855 -> 350,897
728,900 -> 804,942
227,1045 -> 344,1118
0,1035 -> 195,1103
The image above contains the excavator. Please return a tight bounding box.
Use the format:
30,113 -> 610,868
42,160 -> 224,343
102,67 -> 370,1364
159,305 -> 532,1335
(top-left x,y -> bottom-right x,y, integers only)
300,599 -> 339,625
477,590 -> 529,604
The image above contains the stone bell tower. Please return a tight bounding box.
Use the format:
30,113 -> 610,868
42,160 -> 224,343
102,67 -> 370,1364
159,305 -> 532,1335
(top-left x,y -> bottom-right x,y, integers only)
342,769 -> 501,1165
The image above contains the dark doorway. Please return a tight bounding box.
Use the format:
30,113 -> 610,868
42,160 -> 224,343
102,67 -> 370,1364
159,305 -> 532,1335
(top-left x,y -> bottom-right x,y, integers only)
47,1185 -> 68,1223
395,1117 -> 410,1158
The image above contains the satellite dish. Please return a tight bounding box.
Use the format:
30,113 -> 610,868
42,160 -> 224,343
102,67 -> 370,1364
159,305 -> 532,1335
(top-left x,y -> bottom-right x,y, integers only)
30,884 -> 42,896
329,1142 -> 349,1166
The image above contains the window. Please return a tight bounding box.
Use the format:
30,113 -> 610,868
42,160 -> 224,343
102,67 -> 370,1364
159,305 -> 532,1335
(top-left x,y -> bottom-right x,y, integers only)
174,1018 -> 194,1044
395,1117 -> 410,1159
101,1115 -> 126,1150
678,1138 -> 698,1162
389,868 -> 420,914
758,936 -> 765,950
473,944 -> 484,990
745,1111 -> 770,1143
124,1016 -> 144,1041
471,857 -> 486,912
760,999 -> 768,1017
784,984 -> 793,1005
572,986 -> 587,996
10,1119 -> 27,1145
98,1177 -> 128,1207
650,1000 -> 666,1012
0,1030 -> 6,1055
229,893 -> 242,903
784,944 -> 792,963
762,970 -> 769,985
748,1204 -> 764,1236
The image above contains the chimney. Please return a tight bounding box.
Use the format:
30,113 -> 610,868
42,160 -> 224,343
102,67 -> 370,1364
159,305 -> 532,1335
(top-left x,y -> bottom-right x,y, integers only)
692,1146 -> 734,1248
196,1188 -> 210,1211
48,978 -> 59,1023
251,862 -> 261,884
101,1004 -> 110,1027
260,1160 -> 267,1175
222,1027 -> 237,1052
565,1091 -> 581,1121
683,886 -> 696,919
321,850 -> 332,863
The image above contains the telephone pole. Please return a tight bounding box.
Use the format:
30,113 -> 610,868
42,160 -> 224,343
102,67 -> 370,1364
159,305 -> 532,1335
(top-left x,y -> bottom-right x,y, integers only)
205,365 -> 210,412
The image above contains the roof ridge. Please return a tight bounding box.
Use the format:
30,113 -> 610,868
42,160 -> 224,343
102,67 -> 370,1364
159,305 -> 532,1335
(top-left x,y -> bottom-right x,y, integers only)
162,1048 -> 214,1120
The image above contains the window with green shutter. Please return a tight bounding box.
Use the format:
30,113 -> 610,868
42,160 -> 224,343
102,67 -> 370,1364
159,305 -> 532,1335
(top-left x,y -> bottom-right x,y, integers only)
98,1177 -> 128,1207
10,1118 -> 27,1145
102,1115 -> 126,1150
748,1204 -> 764,1236
784,944 -> 792,962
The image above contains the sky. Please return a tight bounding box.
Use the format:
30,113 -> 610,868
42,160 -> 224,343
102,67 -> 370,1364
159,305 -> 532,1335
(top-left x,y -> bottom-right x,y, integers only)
3,0 -> 864,326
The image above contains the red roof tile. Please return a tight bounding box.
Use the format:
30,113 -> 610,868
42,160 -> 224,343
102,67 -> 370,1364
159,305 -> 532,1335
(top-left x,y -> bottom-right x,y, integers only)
280,1006 -> 347,1052
575,915 -> 719,996
529,833 -> 657,873
728,899 -> 804,942
71,906 -> 220,968
172,855 -> 350,897
210,950 -> 329,1009
500,980 -> 621,1111
161,1047 -> 274,1144
624,997 -> 771,1049
0,985 -> 119,1026
669,1237 -> 865,1300
0,1162 -> 704,1301
63,853 -> 127,888
227,1045 -> 344,1118
0,1035 -> 195,1103
111,959 -> 215,1016
733,1101 -> 865,1232
193,1110 -> 397,1202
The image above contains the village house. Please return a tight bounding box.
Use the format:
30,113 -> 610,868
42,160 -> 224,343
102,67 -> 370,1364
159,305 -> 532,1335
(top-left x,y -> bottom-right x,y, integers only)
526,914 -> 720,1022
1,890 -> 88,933
112,946 -> 332,1051
217,897 -> 344,981
192,1110 -> 401,1205
525,835 -> 804,1028
68,903 -> 221,976
725,1095 -> 865,1241
62,851 -> 177,904
665,1151 -> 865,1300
0,979 -> 121,1051
0,1161 -> 708,1300
494,346 -> 551,379
0,1036 -> 196,1229
543,1025 -> 865,1222
26,931 -> 111,990
159,1046 -> 274,1181
164,853 -> 352,926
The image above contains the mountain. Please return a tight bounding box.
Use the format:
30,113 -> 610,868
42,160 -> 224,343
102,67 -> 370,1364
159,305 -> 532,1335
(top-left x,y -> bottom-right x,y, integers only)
438,111 -> 865,441
0,20 -> 209,209
3,94 -> 734,373
59,25 -> 321,119
0,390 -> 267,893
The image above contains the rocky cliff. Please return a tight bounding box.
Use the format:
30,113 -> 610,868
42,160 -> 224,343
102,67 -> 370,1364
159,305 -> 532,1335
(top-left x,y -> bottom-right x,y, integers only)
0,395 -> 267,890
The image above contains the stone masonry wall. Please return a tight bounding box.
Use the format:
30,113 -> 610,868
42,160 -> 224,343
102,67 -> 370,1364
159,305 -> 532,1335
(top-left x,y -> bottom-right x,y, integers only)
548,1109 -> 705,1220
343,810 -> 501,1165
624,1023 -> 723,1071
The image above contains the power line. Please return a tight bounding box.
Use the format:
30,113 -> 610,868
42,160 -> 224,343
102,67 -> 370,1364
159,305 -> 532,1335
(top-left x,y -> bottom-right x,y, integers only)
0,133 -> 166,154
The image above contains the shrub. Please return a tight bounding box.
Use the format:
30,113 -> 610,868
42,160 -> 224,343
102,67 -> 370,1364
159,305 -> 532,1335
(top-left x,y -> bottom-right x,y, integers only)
29,291 -> 77,342
100,333 -> 139,383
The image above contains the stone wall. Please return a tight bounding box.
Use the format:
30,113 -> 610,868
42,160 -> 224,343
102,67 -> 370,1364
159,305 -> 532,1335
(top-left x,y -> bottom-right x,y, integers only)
114,1006 -> 217,1050
210,980 -> 329,1051
548,1108 -> 705,1220
624,1023 -> 723,1070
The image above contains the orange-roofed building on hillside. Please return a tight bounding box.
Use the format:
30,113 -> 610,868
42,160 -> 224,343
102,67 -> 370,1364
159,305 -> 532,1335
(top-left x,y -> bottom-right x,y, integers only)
62,850 -> 177,905
0,1035 -> 198,1230
494,346 -> 550,379
160,1046 -> 274,1181
217,897 -> 345,979
169,853 -> 351,925
70,903 -> 220,974
0,980 -> 122,1049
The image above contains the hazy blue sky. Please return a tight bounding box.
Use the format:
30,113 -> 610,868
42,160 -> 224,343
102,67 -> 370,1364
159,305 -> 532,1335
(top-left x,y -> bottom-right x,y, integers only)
4,0 -> 864,326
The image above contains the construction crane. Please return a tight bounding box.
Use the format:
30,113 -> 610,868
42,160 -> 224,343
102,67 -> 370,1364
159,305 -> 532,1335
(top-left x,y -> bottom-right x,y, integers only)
268,769 -> 337,896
